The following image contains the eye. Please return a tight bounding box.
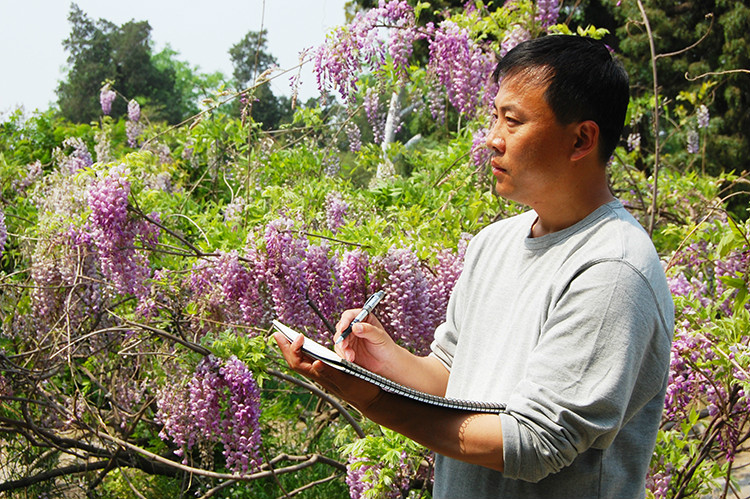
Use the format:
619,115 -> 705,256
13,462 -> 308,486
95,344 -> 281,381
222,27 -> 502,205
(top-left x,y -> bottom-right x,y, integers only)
504,114 -> 522,127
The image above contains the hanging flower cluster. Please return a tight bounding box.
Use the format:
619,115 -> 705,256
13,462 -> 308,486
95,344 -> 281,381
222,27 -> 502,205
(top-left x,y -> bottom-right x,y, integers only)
428,20 -> 497,118
0,208 -> 6,260
87,165 -> 158,299
314,0 -> 424,103
156,355 -> 262,475
100,83 -> 116,115
126,99 -> 143,147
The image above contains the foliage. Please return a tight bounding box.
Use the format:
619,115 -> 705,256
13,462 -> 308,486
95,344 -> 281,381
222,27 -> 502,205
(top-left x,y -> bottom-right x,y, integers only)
2,1 -> 750,498
609,0 -> 750,176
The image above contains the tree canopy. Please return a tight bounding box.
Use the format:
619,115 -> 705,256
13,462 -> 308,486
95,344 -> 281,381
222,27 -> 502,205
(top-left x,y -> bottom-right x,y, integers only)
56,3 -> 224,124
228,29 -> 292,131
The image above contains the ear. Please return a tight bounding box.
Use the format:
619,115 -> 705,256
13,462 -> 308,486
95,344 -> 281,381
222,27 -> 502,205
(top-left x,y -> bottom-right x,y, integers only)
570,120 -> 599,161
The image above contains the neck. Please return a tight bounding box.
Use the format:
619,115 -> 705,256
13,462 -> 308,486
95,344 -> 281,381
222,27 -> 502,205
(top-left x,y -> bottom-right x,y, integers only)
530,179 -> 614,238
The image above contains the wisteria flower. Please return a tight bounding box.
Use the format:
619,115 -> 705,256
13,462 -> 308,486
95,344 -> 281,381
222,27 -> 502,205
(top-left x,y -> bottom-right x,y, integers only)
100,84 -> 116,115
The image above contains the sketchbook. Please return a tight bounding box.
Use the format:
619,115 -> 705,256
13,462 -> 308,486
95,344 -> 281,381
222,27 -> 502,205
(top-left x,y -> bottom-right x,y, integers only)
272,320 -> 506,414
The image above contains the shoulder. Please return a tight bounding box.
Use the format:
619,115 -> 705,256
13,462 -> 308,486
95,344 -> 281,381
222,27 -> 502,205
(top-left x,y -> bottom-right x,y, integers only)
569,202 -> 675,336
584,202 -> 664,273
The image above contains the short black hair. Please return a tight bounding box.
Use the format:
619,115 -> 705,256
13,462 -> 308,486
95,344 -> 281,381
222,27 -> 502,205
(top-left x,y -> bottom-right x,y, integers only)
493,35 -> 629,163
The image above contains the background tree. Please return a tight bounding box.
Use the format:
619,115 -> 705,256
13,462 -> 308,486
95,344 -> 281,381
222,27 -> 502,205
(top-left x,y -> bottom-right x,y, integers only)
56,3 -> 215,124
229,29 -> 292,130
57,3 -> 116,123
152,46 -> 227,121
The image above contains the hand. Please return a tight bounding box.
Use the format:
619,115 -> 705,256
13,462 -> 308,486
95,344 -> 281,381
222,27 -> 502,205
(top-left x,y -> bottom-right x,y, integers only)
333,309 -> 402,377
273,331 -> 382,411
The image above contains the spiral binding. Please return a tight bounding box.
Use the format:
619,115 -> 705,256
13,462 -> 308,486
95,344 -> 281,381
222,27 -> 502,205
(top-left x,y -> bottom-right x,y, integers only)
272,320 -> 505,414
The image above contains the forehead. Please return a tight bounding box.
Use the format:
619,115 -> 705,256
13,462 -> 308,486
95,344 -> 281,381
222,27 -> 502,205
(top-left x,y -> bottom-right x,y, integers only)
494,69 -> 553,111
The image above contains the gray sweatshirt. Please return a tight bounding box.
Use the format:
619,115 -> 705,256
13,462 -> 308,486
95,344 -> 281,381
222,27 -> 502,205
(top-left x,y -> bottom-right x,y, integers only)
431,201 -> 674,499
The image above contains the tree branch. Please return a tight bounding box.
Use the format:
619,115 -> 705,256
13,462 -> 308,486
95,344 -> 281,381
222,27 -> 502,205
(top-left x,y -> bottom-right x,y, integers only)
685,68 -> 750,81
268,368 -> 365,438
636,0 -> 661,237
0,460 -> 111,492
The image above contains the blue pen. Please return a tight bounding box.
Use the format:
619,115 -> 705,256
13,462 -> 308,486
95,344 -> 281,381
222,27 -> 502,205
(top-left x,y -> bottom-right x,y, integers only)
335,290 -> 385,345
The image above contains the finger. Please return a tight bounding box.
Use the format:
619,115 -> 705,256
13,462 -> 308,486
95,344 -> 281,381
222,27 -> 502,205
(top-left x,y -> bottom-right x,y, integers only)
335,309 -> 362,334
349,321 -> 389,346
273,332 -> 312,370
334,332 -> 356,361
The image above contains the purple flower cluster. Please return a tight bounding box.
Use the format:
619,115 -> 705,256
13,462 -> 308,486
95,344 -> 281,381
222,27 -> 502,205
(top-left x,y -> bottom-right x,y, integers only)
345,121 -> 362,153
428,20 -> 496,118
664,322 -> 749,460
687,129 -> 700,154
697,104 -> 710,129
156,356 -> 262,475
500,24 -> 531,57
56,138 -> 93,175
305,243 -> 341,335
381,1 -> 422,78
662,239 -> 750,464
0,208 -> 6,259
218,357 -> 263,474
346,458 -> 371,499
314,0 -> 423,102
325,192 -> 349,233
323,152 -> 341,177
338,249 -> 371,309
470,128 -> 492,168
374,247 -> 433,354
126,99 -> 143,147
427,242 -> 468,325
188,249 -> 270,335
670,241 -> 749,316
363,88 -> 385,144
184,219 -> 466,351
100,84 -> 116,115
535,0 -> 560,28
371,244 -> 466,355
646,459 -> 673,499
128,99 -> 141,122
664,324 -> 714,422
87,165 -> 154,299
346,453 -> 411,499
263,217 -> 315,329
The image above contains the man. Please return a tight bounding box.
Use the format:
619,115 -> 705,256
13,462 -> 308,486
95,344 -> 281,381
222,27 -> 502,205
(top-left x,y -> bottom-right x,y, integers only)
275,35 -> 674,498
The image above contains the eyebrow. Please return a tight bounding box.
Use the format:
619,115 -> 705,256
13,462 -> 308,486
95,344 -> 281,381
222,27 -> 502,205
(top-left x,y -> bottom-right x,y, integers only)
494,102 -> 521,114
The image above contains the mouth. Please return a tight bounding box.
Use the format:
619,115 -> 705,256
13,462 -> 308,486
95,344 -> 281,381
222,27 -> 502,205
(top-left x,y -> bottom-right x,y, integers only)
490,158 -> 507,176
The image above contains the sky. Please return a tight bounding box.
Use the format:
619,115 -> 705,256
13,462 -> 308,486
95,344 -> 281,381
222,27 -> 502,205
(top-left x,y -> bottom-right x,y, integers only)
0,0 -> 348,114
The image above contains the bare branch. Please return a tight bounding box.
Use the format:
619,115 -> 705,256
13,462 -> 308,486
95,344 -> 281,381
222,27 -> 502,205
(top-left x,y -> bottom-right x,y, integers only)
686,68 -> 750,81
655,13 -> 714,60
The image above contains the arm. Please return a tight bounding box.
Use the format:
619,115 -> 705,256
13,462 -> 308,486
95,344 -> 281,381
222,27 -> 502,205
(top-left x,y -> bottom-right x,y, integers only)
273,331 -> 505,472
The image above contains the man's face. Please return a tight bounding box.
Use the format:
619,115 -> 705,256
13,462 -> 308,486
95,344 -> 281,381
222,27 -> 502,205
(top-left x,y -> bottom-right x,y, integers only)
485,72 -> 579,208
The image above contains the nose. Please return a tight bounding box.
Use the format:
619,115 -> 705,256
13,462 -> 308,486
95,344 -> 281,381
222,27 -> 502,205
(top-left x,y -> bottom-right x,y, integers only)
485,122 -> 505,154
